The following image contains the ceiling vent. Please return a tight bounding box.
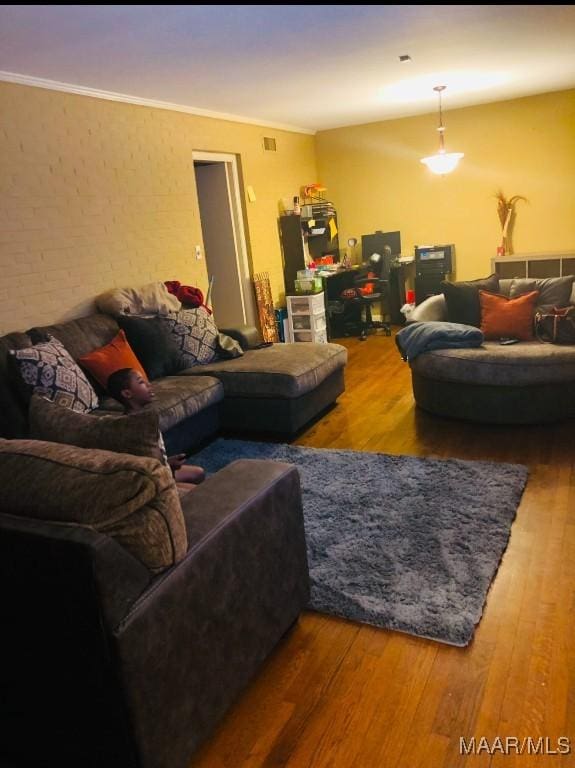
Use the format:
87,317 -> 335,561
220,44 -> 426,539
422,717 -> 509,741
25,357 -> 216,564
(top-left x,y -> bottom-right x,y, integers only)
263,137 -> 277,152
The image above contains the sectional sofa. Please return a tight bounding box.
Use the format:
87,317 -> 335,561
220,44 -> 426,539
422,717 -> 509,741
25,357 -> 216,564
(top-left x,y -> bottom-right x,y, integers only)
0,312 -> 348,451
0,296 -> 348,767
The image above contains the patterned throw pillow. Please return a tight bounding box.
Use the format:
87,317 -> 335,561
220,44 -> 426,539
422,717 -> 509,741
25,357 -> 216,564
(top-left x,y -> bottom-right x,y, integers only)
159,308 -> 218,367
11,335 -> 99,412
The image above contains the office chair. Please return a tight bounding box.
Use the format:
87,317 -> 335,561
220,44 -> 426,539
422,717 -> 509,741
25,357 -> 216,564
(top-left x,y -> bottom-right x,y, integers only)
341,246 -> 392,340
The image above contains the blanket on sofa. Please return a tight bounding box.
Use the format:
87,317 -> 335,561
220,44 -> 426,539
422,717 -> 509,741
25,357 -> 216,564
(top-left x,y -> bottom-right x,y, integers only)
396,321 -> 484,362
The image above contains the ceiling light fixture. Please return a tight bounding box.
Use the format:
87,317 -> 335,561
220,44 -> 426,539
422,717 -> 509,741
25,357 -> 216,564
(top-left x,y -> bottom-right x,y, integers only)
420,85 -> 464,175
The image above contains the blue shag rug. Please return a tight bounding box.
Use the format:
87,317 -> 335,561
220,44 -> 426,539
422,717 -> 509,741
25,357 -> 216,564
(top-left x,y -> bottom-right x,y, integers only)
190,439 -> 529,646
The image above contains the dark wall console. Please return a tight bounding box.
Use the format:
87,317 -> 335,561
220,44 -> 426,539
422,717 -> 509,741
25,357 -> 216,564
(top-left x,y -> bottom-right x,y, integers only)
414,244 -> 455,304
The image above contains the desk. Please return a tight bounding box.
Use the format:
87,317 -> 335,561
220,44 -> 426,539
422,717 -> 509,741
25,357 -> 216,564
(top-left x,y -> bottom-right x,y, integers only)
319,262 -> 415,338
319,269 -> 358,339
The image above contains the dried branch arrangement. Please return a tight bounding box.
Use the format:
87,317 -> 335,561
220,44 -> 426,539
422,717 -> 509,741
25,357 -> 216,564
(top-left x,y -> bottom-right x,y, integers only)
495,190 -> 528,255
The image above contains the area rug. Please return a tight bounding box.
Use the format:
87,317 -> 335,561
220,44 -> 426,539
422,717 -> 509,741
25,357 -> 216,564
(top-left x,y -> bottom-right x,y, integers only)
191,439 -> 529,647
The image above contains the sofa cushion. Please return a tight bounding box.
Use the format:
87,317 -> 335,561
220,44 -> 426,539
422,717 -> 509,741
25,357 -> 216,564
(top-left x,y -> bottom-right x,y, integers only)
29,314 -> 120,361
441,274 -> 500,327
509,275 -> 575,310
78,329 -> 148,390
159,308 -> 219,366
0,438 -> 187,573
10,335 -> 100,413
99,374 -> 224,432
117,315 -> 186,379
410,341 -> 575,386
479,290 -> 539,341
29,394 -> 162,461
179,342 -> 348,398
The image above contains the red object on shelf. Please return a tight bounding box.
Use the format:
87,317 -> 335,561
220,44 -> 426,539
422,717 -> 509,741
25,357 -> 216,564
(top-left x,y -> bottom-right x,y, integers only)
406,289 -> 416,303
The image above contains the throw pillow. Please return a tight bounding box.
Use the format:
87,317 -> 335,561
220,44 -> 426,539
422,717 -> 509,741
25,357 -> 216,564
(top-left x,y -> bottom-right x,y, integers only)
509,275 -> 575,310
0,438 -> 187,573
78,330 -> 148,390
29,394 -> 163,461
10,335 -> 99,413
159,308 -> 218,367
442,274 -> 500,327
116,315 -> 185,380
479,289 -> 540,341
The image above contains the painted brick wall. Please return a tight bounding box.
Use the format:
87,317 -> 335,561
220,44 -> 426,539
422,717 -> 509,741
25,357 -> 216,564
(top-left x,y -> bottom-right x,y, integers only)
0,81 -> 317,333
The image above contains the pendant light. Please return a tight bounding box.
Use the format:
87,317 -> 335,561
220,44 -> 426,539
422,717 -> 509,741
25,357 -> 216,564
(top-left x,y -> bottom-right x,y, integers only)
420,85 -> 464,175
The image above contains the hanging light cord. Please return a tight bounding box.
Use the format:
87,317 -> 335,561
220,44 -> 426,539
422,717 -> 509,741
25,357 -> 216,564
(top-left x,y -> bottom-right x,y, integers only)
435,85 -> 446,153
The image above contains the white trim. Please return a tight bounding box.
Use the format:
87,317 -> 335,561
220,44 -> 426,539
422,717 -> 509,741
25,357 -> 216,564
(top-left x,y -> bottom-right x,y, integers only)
192,151 -> 257,326
0,70 -> 315,135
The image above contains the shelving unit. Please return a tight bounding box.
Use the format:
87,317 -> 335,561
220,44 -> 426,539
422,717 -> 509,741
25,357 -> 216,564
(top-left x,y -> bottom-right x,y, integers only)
491,251 -> 575,279
278,208 -> 339,297
286,292 -> 327,343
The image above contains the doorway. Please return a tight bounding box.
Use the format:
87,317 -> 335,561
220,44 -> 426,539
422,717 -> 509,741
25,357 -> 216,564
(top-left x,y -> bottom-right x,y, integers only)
193,152 -> 256,328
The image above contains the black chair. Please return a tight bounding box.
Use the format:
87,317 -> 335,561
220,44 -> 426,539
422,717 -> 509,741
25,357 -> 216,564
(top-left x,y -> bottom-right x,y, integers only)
342,247 -> 392,340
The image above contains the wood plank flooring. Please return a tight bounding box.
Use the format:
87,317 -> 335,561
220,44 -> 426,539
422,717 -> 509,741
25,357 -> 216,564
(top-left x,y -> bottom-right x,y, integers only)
191,332 -> 575,767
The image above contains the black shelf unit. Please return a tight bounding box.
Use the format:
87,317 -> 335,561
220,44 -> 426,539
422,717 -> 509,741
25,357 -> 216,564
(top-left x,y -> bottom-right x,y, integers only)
278,210 -> 339,296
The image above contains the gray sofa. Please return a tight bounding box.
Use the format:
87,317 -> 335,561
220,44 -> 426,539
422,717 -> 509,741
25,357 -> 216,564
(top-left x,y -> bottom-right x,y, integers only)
0,444 -> 310,768
406,278 -> 575,424
0,312 -> 347,450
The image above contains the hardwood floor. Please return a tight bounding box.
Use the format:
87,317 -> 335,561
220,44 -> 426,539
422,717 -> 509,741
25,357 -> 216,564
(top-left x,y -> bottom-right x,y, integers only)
191,332 -> 575,767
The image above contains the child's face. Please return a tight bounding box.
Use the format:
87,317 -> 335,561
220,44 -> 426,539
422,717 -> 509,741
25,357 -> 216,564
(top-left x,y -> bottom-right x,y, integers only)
123,371 -> 153,406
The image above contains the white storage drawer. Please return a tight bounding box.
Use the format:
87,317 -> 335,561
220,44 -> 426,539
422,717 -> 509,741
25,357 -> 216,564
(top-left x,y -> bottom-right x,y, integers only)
286,292 -> 328,343
288,293 -> 325,315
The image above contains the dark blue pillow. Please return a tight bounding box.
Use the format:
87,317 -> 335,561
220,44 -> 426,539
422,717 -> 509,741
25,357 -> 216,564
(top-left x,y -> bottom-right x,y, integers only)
441,274 -> 500,327
116,316 -> 185,379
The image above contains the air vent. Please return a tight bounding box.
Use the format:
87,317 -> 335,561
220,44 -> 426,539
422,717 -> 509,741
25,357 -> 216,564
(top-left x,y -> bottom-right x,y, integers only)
263,137 -> 277,152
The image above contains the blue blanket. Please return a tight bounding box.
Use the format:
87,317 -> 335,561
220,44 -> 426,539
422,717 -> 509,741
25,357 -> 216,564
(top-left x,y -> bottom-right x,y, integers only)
396,321 -> 484,361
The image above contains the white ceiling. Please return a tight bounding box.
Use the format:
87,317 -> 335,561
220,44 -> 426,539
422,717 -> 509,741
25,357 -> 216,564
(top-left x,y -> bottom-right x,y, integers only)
1,4 -> 575,133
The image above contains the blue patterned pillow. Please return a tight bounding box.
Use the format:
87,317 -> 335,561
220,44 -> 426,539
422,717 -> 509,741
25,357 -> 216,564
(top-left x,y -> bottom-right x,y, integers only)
11,335 -> 99,412
159,308 -> 218,367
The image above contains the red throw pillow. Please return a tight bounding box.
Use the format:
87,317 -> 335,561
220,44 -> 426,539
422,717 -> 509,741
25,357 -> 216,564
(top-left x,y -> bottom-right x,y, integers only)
479,290 -> 539,341
78,330 -> 148,389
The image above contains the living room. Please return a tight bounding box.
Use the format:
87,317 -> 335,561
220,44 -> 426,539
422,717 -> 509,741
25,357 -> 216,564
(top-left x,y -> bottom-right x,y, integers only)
1,6 -> 575,768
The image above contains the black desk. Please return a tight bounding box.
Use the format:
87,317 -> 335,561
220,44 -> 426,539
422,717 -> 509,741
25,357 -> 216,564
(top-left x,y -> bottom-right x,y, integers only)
320,264 -> 413,338
320,269 -> 358,339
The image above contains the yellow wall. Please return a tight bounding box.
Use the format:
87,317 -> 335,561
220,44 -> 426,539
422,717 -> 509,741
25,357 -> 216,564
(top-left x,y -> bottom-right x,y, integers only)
0,81 -> 316,333
3,82 -> 574,335
315,89 -> 575,280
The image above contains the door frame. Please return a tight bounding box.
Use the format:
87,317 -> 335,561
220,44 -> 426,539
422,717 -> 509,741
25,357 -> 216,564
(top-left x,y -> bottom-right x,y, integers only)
192,150 -> 256,326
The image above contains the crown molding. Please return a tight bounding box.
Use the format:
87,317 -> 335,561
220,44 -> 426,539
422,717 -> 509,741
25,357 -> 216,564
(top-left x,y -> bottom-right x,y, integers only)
0,70 -> 316,135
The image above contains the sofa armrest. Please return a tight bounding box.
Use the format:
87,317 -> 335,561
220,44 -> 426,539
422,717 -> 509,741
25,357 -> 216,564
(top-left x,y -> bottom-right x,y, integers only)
112,459 -> 309,767
219,324 -> 262,350
407,294 -> 447,323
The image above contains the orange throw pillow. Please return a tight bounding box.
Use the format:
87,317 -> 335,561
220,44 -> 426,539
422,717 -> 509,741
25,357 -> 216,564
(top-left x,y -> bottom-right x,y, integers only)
479,290 -> 539,341
79,330 -> 148,390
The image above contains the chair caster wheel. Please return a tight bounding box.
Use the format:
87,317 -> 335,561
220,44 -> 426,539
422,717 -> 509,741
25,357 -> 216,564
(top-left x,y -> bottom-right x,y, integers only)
360,333 -> 367,341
